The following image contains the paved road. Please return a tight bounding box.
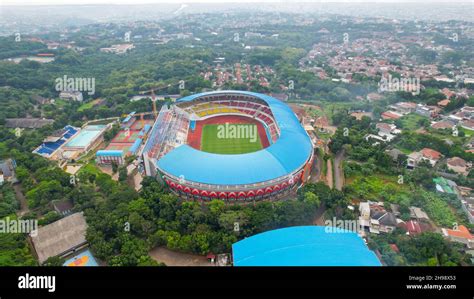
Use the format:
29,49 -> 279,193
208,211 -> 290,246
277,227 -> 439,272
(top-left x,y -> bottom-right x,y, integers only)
334,149 -> 345,191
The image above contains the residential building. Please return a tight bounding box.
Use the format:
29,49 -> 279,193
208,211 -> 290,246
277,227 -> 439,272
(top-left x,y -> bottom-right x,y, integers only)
0,159 -> 16,185
53,200 -> 74,216
381,111 -> 402,120
437,99 -> 451,108
420,148 -> 442,166
389,102 -> 417,115
406,220 -> 422,236
442,225 -> 474,248
100,43 -> 135,55
409,206 -> 430,221
407,151 -> 423,169
359,201 -> 398,234
366,93 -> 383,101
60,91 -> 83,102
376,123 -> 400,135
431,120 -> 455,130
365,133 -> 395,144
461,120 -> 474,131
415,104 -> 440,118
447,157 -> 469,176
386,148 -> 404,161
407,148 -> 442,168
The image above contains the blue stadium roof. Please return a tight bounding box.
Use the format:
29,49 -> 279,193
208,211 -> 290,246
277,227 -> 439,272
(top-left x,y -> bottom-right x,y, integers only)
232,226 -> 381,266
156,91 -> 313,185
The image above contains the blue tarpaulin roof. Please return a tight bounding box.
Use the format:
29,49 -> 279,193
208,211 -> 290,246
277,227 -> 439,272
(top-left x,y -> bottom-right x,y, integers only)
128,138 -> 142,154
122,111 -> 136,124
96,150 -> 124,157
156,91 -> 313,185
232,226 -> 381,266
143,124 -> 151,133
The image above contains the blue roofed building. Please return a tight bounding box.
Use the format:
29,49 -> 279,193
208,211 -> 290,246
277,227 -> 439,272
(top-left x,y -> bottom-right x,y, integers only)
96,150 -> 125,165
143,91 -> 314,202
232,226 -> 381,266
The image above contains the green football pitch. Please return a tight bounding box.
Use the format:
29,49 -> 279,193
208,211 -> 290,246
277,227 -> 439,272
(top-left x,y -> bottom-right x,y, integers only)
200,124 -> 263,154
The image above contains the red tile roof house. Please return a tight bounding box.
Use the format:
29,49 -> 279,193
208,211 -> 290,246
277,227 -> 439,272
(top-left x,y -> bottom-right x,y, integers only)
389,244 -> 400,253
367,93 -> 384,101
442,225 -> 474,248
437,99 -> 451,108
406,220 -> 422,236
376,123 -> 397,135
389,102 -> 417,114
447,157 -> 469,176
407,148 -> 442,168
381,111 -> 402,120
431,120 -> 455,130
461,119 -> 474,131
420,148 -> 442,166
441,88 -> 456,99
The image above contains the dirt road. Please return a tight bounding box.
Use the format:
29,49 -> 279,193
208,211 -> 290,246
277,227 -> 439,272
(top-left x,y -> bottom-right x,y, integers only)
310,149 -> 323,183
334,150 -> 345,191
149,247 -> 213,266
13,184 -> 29,217
326,159 -> 333,189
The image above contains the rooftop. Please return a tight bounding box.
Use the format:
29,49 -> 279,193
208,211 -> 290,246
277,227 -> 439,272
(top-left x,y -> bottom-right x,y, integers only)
421,148 -> 442,160
232,226 -> 381,266
5,118 -> 54,129
30,212 -> 87,263
443,225 -> 473,240
447,157 -> 467,167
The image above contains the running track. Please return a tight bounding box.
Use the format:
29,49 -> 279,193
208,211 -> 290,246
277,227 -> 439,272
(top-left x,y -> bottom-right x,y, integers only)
187,115 -> 270,150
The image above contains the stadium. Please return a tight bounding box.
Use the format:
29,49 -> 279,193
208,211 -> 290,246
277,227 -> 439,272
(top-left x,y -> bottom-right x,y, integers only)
142,90 -> 314,202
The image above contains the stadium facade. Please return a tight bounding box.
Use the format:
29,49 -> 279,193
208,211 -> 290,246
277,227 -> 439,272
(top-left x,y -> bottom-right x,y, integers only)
142,90 -> 314,202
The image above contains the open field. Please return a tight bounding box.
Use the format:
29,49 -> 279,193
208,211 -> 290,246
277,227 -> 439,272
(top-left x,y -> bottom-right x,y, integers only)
397,114 -> 427,130
149,247 -> 212,266
200,123 -> 263,154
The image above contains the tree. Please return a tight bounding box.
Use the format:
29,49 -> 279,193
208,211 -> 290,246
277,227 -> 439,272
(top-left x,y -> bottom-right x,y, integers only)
43,256 -> 65,266
303,191 -> 321,207
111,162 -> 118,174
397,232 -> 465,266
26,180 -> 63,208
218,211 -> 248,233
118,166 -> 128,182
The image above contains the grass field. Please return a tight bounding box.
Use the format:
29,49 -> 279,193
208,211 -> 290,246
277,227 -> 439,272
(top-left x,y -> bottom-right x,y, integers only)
201,124 -> 263,154
397,113 -> 428,130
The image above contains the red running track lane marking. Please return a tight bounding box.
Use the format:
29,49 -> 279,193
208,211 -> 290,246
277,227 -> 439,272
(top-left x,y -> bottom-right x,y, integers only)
186,115 -> 270,150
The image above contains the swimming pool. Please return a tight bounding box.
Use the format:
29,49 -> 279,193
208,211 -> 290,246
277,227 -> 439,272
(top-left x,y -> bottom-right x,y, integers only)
65,125 -> 106,148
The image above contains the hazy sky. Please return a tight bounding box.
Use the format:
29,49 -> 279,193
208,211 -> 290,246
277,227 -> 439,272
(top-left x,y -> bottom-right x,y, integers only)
2,0 -> 471,6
